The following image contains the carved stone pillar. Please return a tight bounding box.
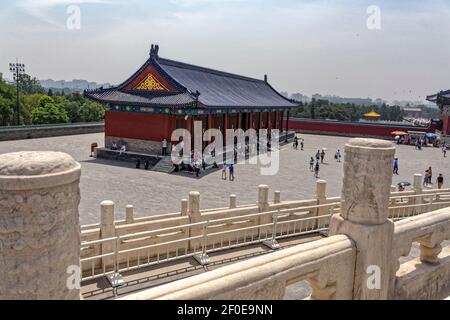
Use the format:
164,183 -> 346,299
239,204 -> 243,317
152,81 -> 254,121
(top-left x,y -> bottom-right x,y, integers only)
315,180 -> 328,229
329,138 -> 395,299
100,200 -> 115,268
0,151 -> 81,300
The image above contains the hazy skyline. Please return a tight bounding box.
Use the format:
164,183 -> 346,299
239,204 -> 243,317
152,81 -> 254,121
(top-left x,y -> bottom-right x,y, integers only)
1,0 -> 449,103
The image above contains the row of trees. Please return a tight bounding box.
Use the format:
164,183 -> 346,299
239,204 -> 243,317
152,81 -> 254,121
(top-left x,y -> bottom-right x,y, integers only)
0,75 -> 105,126
291,99 -> 406,122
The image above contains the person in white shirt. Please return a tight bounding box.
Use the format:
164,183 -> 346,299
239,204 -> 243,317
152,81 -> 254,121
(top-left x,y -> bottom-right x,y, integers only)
119,144 -> 126,155
162,139 -> 168,156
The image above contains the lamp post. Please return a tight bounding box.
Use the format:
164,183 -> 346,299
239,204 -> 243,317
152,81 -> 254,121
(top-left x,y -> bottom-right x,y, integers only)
9,59 -> 25,126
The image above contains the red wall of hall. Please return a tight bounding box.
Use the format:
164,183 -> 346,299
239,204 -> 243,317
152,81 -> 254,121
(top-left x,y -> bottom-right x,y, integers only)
105,111 -> 171,141
288,118 -> 429,138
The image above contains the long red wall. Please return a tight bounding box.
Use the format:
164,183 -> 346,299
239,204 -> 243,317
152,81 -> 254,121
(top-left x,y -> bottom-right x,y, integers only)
105,111 -> 171,141
288,118 -> 430,139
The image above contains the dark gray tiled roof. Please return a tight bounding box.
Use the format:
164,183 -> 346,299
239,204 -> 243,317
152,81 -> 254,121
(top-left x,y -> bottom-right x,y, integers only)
158,58 -> 296,108
85,53 -> 298,109
427,89 -> 450,103
86,88 -> 195,107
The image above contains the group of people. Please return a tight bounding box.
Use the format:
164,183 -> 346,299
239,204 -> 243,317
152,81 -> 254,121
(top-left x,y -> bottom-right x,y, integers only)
414,138 -> 426,150
111,141 -> 127,155
293,136 -> 304,150
221,163 -> 235,181
135,159 -> 152,170
424,167 -> 445,189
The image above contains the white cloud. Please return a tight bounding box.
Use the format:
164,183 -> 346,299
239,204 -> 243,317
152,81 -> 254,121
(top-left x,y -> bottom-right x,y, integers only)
17,0 -> 119,25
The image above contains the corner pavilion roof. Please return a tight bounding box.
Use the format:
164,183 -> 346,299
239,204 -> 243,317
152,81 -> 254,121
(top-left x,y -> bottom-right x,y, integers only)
426,89 -> 450,105
363,110 -> 381,117
85,45 -> 298,110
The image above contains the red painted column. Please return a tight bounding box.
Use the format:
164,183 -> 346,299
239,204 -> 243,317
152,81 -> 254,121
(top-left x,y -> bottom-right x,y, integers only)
224,113 -> 229,145
285,110 -> 290,142
238,113 -> 242,131
280,111 -> 284,132
267,112 -> 271,131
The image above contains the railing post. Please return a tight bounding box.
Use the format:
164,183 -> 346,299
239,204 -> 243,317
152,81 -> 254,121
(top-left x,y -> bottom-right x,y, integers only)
125,205 -> 134,224
180,198 -> 188,216
263,211 -> 281,250
0,151 -> 81,300
315,180 -> 327,229
257,184 -> 270,211
229,194 -> 237,208
257,185 -> 271,237
329,138 -> 395,300
100,200 -> 116,269
193,222 -> 211,265
413,174 -> 423,215
188,191 -> 204,252
274,190 -> 281,204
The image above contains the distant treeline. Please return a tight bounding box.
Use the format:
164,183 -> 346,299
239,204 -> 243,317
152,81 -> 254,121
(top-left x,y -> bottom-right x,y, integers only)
291,99 -> 439,122
0,74 -> 105,126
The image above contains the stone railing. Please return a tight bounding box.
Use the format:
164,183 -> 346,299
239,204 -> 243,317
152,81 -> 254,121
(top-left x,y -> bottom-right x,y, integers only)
390,207 -> 450,299
79,179 -> 450,279
120,206 -> 450,300
118,235 -> 356,300
119,138 -> 450,300
1,138 -> 450,300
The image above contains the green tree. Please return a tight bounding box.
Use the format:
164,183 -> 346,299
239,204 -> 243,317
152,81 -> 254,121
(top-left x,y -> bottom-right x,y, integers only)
79,101 -> 105,122
0,80 -> 17,126
18,74 -> 45,95
31,95 -> 69,124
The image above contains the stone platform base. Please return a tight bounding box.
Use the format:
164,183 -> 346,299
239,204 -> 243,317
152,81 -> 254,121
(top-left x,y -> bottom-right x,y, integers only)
95,148 -> 161,168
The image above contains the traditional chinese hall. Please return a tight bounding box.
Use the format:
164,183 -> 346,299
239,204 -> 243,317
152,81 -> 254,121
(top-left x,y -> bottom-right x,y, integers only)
85,44 -> 298,155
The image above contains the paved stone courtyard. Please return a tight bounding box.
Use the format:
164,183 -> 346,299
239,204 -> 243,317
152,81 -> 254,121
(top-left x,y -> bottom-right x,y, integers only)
0,132 -> 448,225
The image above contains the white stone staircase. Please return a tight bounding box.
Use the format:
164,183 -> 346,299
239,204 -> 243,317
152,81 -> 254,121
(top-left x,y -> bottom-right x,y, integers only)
151,157 -> 175,173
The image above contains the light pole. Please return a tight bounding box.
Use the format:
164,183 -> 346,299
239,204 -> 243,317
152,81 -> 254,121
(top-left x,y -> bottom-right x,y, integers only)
9,59 -> 25,126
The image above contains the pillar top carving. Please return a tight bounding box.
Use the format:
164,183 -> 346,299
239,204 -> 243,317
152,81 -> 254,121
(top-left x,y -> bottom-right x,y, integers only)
346,138 -> 394,150
0,151 -> 81,190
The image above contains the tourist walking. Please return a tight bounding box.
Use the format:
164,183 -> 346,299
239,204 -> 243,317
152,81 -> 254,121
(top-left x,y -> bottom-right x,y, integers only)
316,150 -> 321,162
393,158 -> 399,175
294,136 -> 299,150
335,149 -> 341,162
229,163 -> 235,181
437,174 -> 444,189
222,164 -> 227,180
309,157 -> 314,171
423,170 -> 430,187
442,145 -> 447,158
320,149 -> 326,164
300,139 -> 304,151
314,162 -> 320,178
161,138 -> 168,156
428,166 -> 433,185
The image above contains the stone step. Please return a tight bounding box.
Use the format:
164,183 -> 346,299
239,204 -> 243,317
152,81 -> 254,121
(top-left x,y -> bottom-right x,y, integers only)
151,158 -> 175,174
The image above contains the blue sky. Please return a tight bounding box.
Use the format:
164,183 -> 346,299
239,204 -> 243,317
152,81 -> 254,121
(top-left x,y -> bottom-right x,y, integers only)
1,0 -> 449,103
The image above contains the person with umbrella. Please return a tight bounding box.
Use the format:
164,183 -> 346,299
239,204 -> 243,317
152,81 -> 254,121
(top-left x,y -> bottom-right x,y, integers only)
397,181 -> 411,192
